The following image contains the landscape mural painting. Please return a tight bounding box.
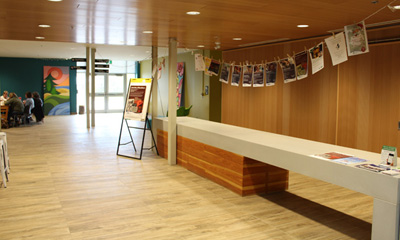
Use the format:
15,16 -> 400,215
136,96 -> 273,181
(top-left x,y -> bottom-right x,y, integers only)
43,66 -> 70,115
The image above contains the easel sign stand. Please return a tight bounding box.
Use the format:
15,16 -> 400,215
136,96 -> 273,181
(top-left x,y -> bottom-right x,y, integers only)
116,78 -> 159,160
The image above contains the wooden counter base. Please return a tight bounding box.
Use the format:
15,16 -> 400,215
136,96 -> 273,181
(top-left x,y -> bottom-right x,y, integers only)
157,130 -> 288,196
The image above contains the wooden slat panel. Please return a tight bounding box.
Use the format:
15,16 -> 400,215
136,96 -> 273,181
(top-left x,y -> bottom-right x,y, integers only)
159,130 -> 288,196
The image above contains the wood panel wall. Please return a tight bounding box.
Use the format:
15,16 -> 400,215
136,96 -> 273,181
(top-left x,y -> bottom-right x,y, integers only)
222,34 -> 400,153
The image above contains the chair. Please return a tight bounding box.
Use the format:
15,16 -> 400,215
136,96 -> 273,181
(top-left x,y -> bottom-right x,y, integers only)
0,139 -> 9,188
0,132 -> 10,173
1,106 -> 9,128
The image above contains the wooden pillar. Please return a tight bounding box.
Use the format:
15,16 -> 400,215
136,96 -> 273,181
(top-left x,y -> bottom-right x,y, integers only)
90,48 -> 96,127
86,47 -> 90,128
168,38 -> 177,165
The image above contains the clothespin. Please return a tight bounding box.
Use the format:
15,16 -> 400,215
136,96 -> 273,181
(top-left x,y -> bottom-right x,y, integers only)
332,31 -> 336,38
287,54 -> 291,59
304,46 -> 308,52
245,60 -> 249,65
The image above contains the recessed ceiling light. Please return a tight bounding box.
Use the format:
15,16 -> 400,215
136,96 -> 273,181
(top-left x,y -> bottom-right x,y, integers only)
48,0 -> 62,2
233,38 -> 242,41
394,5 -> 400,9
297,24 -> 309,28
186,11 -> 200,15
38,24 -> 51,28
197,45 -> 205,48
142,30 -> 153,34
35,36 -> 45,40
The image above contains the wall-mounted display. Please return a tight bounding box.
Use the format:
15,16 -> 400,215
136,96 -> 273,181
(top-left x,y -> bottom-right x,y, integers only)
43,66 -> 70,115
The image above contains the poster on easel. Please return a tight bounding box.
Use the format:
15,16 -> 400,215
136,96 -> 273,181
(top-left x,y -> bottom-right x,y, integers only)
124,78 -> 152,121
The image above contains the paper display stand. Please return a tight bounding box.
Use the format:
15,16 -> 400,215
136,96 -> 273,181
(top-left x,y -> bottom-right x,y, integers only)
380,145 -> 397,167
116,78 -> 158,160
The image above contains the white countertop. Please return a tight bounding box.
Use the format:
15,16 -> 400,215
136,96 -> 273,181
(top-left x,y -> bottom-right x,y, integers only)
155,117 -> 400,204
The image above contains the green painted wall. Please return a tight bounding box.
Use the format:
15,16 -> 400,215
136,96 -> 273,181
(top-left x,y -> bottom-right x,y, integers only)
140,50 -> 222,121
0,57 -> 77,114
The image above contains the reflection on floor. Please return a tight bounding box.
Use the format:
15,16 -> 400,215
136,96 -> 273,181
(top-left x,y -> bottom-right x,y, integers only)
0,113 -> 372,239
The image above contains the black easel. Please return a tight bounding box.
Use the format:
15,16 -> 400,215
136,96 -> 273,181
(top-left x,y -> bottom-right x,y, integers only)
116,78 -> 159,160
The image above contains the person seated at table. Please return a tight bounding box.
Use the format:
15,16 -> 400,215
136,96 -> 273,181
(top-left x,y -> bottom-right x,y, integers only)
4,92 -> 24,124
0,91 -> 9,105
22,91 -> 34,124
32,92 -> 44,122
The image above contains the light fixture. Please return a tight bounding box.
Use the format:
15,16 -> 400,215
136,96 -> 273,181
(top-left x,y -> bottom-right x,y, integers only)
388,4 -> 400,11
142,30 -> 153,34
38,24 -> 51,28
197,45 -> 205,48
35,36 -> 45,40
186,11 -> 200,15
233,38 -> 242,41
297,24 -> 309,28
48,0 -> 63,2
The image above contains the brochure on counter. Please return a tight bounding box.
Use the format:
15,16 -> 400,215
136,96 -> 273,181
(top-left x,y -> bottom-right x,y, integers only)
312,152 -> 353,160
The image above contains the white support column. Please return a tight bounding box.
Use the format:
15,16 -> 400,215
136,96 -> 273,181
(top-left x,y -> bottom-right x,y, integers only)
371,198 -> 400,240
168,38 -> 177,165
151,46 -> 158,154
90,48 -> 96,127
86,47 -> 90,128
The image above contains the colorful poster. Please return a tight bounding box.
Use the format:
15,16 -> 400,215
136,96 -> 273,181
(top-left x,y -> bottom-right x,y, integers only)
253,64 -> 265,87
219,63 -> 231,84
345,21 -> 369,56
43,66 -> 70,115
231,65 -> 242,86
265,62 -> 277,86
195,53 -> 205,71
242,65 -> 253,87
124,78 -> 152,121
295,51 -> 308,80
325,32 -> 348,66
279,58 -> 296,83
176,62 -> 184,107
309,43 -> 324,74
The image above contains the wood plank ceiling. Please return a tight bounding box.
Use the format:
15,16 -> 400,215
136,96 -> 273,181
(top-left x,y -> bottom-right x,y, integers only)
0,0 -> 399,50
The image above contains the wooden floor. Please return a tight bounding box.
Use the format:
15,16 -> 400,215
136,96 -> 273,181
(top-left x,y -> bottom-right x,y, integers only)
0,114 -> 373,239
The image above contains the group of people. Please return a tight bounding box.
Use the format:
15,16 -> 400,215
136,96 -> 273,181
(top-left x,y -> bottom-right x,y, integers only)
1,90 -> 45,127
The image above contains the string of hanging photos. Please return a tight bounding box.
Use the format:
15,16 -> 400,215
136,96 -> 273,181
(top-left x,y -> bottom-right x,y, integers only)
193,20 -> 371,87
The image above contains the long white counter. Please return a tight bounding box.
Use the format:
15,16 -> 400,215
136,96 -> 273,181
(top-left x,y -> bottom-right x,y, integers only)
154,117 -> 400,240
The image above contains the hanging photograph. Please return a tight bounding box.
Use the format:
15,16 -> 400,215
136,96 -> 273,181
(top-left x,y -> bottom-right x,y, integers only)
231,65 -> 242,86
344,21 -> 369,56
208,59 -> 221,76
325,32 -> 348,66
204,57 -> 212,76
295,51 -> 308,80
195,53 -> 205,71
279,57 -> 296,83
265,62 -> 277,86
219,63 -> 231,84
253,64 -> 265,87
242,65 -> 253,87
309,42 -> 324,74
